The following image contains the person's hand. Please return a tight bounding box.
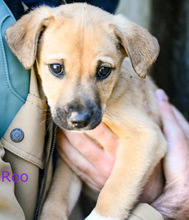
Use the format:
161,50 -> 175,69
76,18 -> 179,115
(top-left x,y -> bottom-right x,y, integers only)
56,123 -> 118,192
151,89 -> 189,220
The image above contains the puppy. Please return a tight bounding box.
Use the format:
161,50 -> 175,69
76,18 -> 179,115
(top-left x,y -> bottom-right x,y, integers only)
5,3 -> 166,220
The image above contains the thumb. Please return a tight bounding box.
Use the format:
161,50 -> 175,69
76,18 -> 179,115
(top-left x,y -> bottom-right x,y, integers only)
155,89 -> 183,142
155,89 -> 189,182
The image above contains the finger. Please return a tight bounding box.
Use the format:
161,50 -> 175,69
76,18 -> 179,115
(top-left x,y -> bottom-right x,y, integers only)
57,130 -> 97,174
57,131 -> 105,190
90,123 -> 118,155
62,129 -> 105,164
171,105 -> 189,139
155,89 -> 189,181
155,89 -> 185,142
57,130 -> 111,187
63,127 -> 115,173
155,89 -> 189,161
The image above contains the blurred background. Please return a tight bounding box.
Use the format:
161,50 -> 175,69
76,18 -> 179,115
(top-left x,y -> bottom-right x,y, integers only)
116,0 -> 189,120
117,0 -> 151,29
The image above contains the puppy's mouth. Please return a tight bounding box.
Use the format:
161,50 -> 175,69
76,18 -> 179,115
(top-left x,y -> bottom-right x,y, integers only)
52,103 -> 102,131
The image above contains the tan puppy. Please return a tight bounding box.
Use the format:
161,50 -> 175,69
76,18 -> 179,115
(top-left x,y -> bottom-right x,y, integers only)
5,3 -> 166,220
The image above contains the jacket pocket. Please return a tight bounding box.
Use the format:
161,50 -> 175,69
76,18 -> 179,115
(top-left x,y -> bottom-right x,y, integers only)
1,93 -> 48,169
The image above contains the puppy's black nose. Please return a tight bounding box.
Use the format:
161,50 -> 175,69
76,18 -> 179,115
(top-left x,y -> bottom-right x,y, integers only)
68,111 -> 91,128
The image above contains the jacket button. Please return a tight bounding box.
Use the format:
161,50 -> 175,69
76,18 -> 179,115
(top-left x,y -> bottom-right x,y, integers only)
10,128 -> 24,143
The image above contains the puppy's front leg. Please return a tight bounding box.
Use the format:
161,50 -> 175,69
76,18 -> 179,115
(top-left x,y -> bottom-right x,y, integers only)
86,121 -> 166,220
41,157 -> 82,220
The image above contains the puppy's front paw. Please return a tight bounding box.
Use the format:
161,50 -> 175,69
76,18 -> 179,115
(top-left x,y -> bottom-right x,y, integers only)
85,210 -> 119,220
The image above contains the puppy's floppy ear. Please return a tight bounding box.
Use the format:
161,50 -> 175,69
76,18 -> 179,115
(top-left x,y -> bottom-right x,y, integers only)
113,15 -> 159,78
5,6 -> 53,69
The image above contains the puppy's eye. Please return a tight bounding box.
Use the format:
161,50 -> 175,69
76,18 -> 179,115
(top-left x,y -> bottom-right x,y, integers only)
49,63 -> 64,78
96,66 -> 112,81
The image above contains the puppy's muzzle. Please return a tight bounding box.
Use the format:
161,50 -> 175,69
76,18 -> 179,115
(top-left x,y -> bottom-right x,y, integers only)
54,101 -> 102,131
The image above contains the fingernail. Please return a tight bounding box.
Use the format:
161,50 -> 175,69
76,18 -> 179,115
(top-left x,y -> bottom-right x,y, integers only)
155,89 -> 168,101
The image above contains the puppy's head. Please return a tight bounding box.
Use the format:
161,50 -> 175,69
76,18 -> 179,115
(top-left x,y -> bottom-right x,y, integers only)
5,3 -> 159,131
